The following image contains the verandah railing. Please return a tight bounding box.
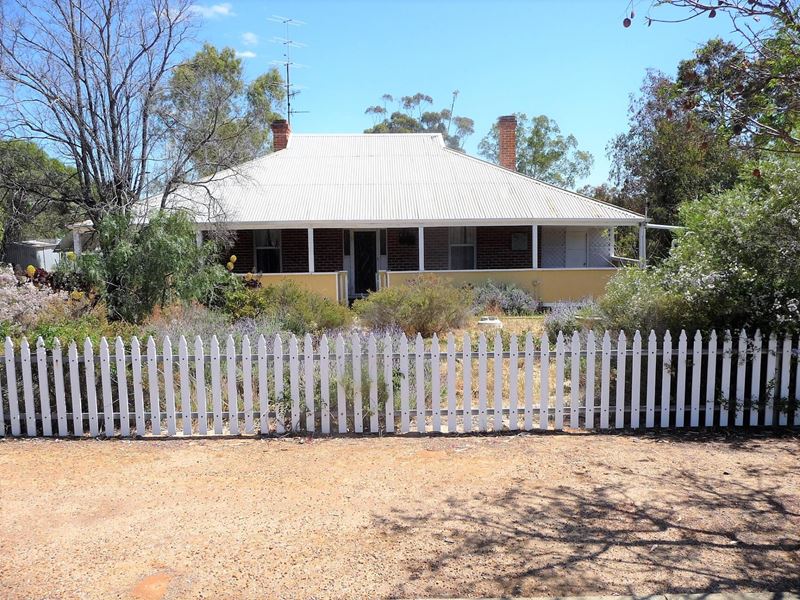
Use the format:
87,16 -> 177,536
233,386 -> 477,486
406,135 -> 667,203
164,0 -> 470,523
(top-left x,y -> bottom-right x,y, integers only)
1,328 -> 799,438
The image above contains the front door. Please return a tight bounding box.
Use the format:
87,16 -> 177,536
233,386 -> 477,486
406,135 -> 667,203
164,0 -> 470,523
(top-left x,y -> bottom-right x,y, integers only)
353,230 -> 377,295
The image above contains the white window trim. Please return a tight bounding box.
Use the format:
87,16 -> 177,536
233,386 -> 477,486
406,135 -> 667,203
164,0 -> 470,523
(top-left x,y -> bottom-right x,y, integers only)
448,226 -> 476,270
253,229 -> 282,274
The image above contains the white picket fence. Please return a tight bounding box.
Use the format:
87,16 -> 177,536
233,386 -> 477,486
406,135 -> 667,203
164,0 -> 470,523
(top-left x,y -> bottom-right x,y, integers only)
1,328 -> 799,438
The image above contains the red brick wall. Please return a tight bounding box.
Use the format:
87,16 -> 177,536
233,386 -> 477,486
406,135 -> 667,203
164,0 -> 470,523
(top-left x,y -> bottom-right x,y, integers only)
229,230 -> 254,274
281,229 -> 309,273
476,226 -> 533,269
313,229 -> 343,272
424,227 -> 449,270
387,228 -> 419,271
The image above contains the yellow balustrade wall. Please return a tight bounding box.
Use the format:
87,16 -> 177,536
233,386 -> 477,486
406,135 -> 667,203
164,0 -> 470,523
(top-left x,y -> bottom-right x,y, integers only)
382,269 -> 616,303
252,272 -> 348,304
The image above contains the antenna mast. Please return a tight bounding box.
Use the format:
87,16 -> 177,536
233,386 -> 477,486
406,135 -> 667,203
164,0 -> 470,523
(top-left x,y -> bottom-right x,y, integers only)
269,15 -> 308,125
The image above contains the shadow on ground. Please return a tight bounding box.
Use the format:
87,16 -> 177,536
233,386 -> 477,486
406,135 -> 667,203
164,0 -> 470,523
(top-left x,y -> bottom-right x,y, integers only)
373,449 -> 800,598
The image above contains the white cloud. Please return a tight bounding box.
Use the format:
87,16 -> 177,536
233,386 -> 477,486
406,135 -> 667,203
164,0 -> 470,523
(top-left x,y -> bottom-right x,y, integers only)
241,32 -> 259,46
235,50 -> 256,59
189,3 -> 234,18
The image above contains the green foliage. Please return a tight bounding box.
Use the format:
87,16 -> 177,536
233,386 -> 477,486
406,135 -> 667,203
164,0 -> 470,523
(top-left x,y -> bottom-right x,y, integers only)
364,92 -> 475,150
59,211 -> 234,323
223,281 -> 352,334
599,157 -> 800,333
471,280 -> 540,316
353,276 -> 473,337
608,71 -> 745,260
158,43 -> 285,189
29,310 -> 138,349
478,113 -> 594,189
0,139 -> 82,252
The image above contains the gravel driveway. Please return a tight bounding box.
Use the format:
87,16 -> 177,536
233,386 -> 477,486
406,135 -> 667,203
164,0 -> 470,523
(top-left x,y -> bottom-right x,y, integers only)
1,432 -> 798,599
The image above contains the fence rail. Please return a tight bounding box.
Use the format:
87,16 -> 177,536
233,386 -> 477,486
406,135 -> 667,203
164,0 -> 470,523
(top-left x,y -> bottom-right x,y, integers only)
1,328 -> 799,438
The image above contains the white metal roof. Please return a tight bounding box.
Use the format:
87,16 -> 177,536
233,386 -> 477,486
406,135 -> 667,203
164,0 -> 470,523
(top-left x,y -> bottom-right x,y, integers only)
158,133 -> 645,228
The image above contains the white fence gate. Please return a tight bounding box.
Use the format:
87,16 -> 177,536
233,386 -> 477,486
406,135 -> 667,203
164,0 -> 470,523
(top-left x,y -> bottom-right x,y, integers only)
1,329 -> 799,438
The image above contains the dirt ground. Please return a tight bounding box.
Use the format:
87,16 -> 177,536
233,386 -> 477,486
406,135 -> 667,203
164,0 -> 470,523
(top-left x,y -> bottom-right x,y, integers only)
1,432 -> 798,600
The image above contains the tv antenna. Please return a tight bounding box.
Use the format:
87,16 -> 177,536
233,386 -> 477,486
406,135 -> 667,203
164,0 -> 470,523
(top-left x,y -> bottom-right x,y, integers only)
268,15 -> 309,124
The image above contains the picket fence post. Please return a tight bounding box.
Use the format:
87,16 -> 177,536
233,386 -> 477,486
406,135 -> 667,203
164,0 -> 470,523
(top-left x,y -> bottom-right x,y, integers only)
432,333 -> 442,433
446,333 -> 456,433
477,333 -> 487,432
305,334 -> 316,433
508,334 -> 519,431
492,333 -> 502,431
539,333 -> 550,431
675,330 -> 687,428
257,335 -> 269,435
226,335 -> 239,435
100,337 -> 115,436
116,337 -> 130,437
321,334 -> 332,434
570,331 -> 580,429
555,332 -> 565,431
368,334 -> 379,433
630,330 -> 642,429
462,332 -> 473,433
52,338 -> 69,437
35,338 -> 52,437
599,331 -> 610,430
383,333 -> 394,433
615,331 -> 627,429
399,334 -> 410,433
289,335 -> 300,433
195,336 -> 208,436
131,337 -> 145,436
242,335 -> 254,435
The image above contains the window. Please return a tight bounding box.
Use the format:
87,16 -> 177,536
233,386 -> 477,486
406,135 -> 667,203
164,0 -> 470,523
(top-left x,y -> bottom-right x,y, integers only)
449,227 -> 475,270
254,229 -> 281,273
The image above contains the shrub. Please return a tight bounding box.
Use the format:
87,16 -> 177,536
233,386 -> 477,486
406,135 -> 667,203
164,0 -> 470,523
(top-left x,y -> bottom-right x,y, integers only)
0,264 -> 70,330
223,281 -> 351,335
353,275 -> 473,337
598,156 -> 800,334
472,279 -> 540,316
599,267 -> 693,334
543,300 -> 599,338
55,211 -> 239,323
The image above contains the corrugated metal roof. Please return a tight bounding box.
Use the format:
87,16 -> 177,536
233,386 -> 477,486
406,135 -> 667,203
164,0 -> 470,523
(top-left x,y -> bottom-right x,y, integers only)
157,133 -> 645,227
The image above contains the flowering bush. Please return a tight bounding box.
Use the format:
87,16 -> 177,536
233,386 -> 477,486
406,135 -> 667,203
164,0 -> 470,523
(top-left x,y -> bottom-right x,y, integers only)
599,157 -> 800,333
0,265 -> 68,330
472,280 -> 540,316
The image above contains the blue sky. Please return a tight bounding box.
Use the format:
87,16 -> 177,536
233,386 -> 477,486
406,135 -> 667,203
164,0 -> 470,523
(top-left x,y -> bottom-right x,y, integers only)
190,0 -> 737,185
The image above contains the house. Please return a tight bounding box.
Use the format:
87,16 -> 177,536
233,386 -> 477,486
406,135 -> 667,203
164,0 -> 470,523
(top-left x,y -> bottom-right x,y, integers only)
176,115 -> 646,304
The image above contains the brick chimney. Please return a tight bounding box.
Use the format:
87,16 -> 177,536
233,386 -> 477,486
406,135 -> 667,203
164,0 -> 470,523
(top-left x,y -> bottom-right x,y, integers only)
271,119 -> 291,151
497,115 -> 517,171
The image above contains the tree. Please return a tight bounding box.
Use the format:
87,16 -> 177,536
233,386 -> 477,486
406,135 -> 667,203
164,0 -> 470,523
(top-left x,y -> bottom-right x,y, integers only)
478,113 -> 594,189
0,1 -> 282,319
0,140 -> 81,256
629,1 -> 800,151
0,0 -> 193,224
607,71 -> 746,258
155,44 -> 284,207
599,155 -> 800,334
60,210 -> 232,322
364,92 -> 475,151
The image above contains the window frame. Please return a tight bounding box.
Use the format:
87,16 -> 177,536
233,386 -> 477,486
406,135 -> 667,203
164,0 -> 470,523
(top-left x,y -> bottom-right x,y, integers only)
448,226 -> 476,270
253,229 -> 282,274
